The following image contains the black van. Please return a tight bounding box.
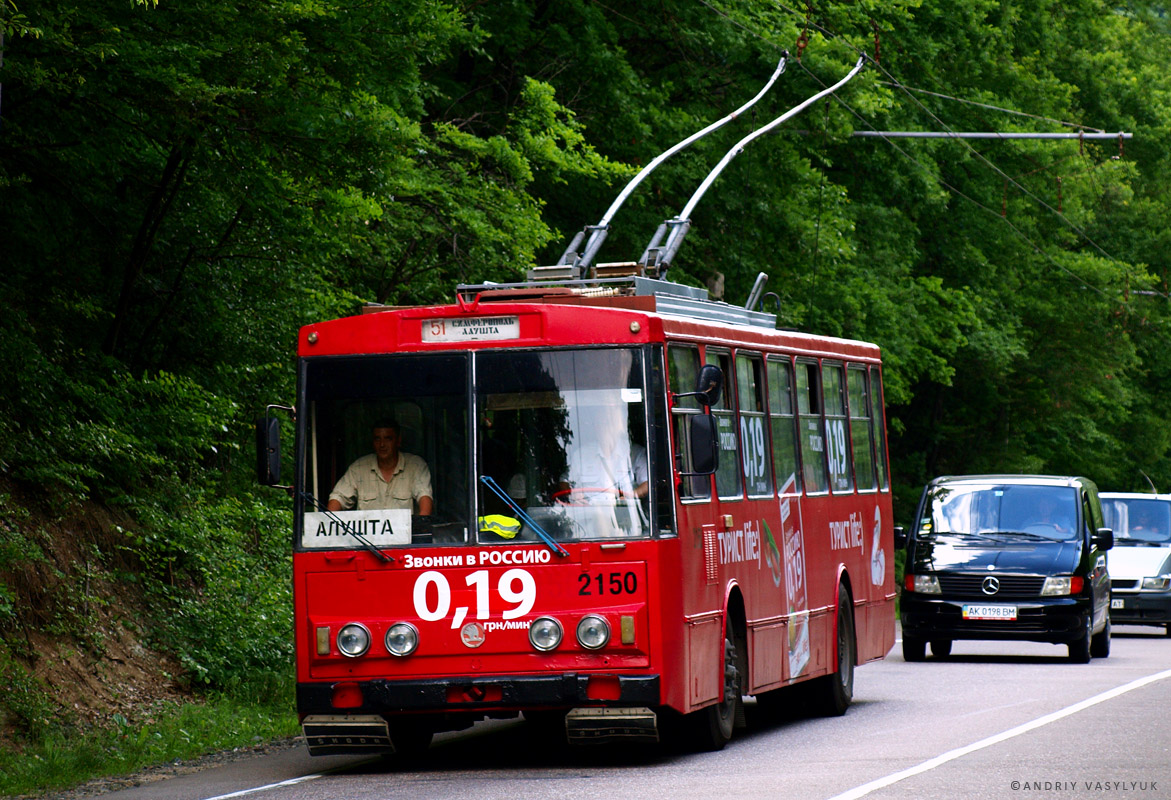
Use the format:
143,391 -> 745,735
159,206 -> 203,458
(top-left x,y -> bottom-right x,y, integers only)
899,475 -> 1114,663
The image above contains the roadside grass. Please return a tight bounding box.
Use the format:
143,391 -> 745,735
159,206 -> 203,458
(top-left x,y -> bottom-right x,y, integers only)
0,690 -> 300,798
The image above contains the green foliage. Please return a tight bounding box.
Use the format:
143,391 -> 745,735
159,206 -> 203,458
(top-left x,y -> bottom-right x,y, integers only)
0,691 -> 299,797
0,650 -> 59,743
127,487 -> 293,689
3,2 -> 1171,784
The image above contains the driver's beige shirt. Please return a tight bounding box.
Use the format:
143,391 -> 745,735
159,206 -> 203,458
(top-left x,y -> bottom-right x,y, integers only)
328,453 -> 432,511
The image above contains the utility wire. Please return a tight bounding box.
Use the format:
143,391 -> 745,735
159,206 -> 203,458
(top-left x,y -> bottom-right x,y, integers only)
695,0 -> 1166,300
875,83 -> 1106,133
792,58 -> 1111,300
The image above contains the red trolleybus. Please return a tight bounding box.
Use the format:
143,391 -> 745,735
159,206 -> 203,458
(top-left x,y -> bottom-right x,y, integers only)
258,273 -> 896,754
256,57 -> 894,754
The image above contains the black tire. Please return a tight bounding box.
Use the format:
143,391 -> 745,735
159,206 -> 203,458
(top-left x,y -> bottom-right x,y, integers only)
390,720 -> 434,756
812,588 -> 855,716
689,631 -> 743,751
523,710 -> 568,746
1068,617 -> 1092,663
1091,617 -> 1111,659
902,634 -> 926,662
1164,624 -> 1171,638
929,639 -> 952,658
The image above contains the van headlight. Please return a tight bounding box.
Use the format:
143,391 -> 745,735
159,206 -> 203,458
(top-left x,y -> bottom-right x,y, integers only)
337,623 -> 371,657
1142,576 -> 1171,591
905,574 -> 941,594
1041,576 -> 1082,596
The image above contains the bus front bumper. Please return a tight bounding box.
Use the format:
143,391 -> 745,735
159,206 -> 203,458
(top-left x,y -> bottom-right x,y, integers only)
298,674 -> 662,754
297,673 -> 661,715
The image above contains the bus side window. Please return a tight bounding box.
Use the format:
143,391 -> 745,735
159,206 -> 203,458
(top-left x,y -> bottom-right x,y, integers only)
848,366 -> 877,492
736,353 -> 772,497
669,345 -> 711,500
706,349 -> 742,500
649,345 -> 675,536
767,357 -> 801,495
823,362 -> 852,493
870,365 -> 890,491
796,359 -> 828,495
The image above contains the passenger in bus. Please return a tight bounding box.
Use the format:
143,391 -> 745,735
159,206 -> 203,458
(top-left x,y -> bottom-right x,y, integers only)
560,405 -> 645,503
327,420 -> 434,515
630,441 -> 649,500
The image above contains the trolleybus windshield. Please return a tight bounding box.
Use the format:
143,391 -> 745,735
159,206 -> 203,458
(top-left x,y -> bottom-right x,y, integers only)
298,347 -> 656,551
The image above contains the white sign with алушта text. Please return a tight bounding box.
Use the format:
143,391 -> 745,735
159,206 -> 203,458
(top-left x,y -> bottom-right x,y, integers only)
302,509 -> 411,548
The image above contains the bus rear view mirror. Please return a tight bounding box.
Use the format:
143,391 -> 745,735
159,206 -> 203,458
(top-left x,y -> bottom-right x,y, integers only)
695,364 -> 722,407
256,404 -> 295,488
674,364 -> 723,408
688,414 -> 719,476
256,416 -> 282,485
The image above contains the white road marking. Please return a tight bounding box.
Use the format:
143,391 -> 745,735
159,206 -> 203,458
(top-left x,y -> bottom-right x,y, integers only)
827,667 -> 1171,800
201,755 -> 380,800
202,773 -> 324,800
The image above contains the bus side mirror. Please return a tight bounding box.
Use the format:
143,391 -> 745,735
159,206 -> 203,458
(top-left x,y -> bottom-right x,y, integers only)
1093,527 -> 1114,551
673,365 -> 724,407
688,414 -> 719,476
695,364 -> 723,407
256,416 -> 282,486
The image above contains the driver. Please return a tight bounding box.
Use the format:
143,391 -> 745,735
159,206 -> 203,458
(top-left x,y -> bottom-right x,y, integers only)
1033,494 -> 1074,535
327,420 -> 433,515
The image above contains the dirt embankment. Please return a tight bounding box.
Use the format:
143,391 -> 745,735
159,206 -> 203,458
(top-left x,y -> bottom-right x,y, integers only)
0,480 -> 189,749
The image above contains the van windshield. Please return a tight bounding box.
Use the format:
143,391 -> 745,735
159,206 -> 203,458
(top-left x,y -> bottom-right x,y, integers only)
920,484 -> 1080,542
1101,498 -> 1171,544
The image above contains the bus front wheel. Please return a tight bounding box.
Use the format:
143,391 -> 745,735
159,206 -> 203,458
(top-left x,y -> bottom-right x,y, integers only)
689,631 -> 743,751
811,588 -> 854,716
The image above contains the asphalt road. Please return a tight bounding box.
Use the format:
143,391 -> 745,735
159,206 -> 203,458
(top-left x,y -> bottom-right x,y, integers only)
60,625 -> 1171,800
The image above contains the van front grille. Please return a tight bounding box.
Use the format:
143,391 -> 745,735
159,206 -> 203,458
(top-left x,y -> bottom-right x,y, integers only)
938,574 -> 1046,598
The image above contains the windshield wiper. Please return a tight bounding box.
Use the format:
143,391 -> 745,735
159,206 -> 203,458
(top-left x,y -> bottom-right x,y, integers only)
931,531 -> 1003,541
480,476 -> 569,558
299,491 -> 395,563
995,530 -> 1061,542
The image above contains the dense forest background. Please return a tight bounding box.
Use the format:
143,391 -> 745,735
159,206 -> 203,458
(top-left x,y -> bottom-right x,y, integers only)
1,0 -> 1170,752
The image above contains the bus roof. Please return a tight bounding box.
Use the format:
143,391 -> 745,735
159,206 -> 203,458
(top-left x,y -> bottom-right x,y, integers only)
298,276 -> 881,362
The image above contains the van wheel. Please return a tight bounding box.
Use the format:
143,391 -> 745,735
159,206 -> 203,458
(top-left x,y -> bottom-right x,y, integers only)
1068,618 -> 1092,663
811,588 -> 854,716
1090,618 -> 1111,658
902,634 -> 926,662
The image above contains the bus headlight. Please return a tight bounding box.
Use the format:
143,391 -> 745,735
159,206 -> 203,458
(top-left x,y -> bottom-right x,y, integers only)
384,622 -> 419,657
576,615 -> 611,650
337,623 -> 371,657
529,617 -> 563,651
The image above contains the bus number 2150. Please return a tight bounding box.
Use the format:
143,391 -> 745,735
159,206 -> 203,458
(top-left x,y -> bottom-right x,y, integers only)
578,571 -> 638,596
